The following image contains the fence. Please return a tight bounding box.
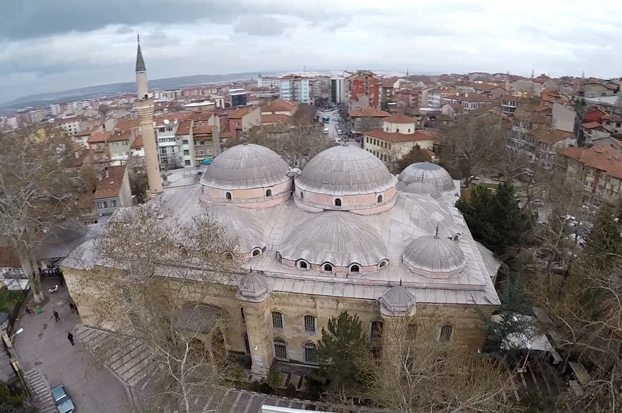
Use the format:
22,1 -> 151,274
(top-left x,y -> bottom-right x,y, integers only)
6,288 -> 31,337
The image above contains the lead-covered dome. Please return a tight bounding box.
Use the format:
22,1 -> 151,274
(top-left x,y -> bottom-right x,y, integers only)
294,146 -> 397,213
200,143 -> 290,190
397,181 -> 442,199
278,212 -> 389,272
399,162 -> 455,193
402,234 -> 467,278
206,206 -> 265,256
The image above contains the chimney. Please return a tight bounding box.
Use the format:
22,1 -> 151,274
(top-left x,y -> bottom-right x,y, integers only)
105,167 -> 109,178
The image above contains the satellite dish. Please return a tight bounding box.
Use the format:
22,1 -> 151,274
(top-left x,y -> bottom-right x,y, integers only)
163,119 -> 170,125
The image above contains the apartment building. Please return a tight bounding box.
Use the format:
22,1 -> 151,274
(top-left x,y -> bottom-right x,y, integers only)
93,166 -> 133,217
345,70 -> 381,111
279,75 -> 312,104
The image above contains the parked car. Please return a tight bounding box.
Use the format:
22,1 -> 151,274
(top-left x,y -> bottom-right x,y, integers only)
323,127 -> 329,134
52,384 -> 75,413
337,129 -> 342,135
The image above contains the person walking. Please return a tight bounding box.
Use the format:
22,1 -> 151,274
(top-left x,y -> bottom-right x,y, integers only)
67,332 -> 74,346
25,305 -> 34,316
53,311 -> 60,322
68,303 -> 75,313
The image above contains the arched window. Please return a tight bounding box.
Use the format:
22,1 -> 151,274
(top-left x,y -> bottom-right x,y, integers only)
379,260 -> 388,269
439,325 -> 453,342
371,321 -> 383,341
224,252 -> 234,260
377,194 -> 383,203
266,189 -> 272,197
350,264 -> 360,273
323,263 -> 333,272
304,342 -> 318,364
276,251 -> 282,263
304,315 -> 316,333
272,311 -> 284,329
225,192 -> 232,200
300,191 -> 304,199
252,248 -> 261,257
274,338 -> 288,360
298,260 -> 308,269
334,198 -> 342,207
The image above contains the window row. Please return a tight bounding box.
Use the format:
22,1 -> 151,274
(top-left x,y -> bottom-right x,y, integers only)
298,192 -> 383,206
224,189 -> 273,200
271,312 -> 453,342
283,256 -> 388,273
274,338 -> 318,364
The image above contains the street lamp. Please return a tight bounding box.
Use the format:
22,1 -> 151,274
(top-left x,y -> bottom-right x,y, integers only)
10,328 -> 23,341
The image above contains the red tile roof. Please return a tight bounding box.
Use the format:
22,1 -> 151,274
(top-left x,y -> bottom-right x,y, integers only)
74,128 -> 94,137
261,114 -> 290,124
130,135 -> 143,148
87,131 -> 110,144
227,107 -> 250,119
0,246 -> 20,268
175,120 -> 193,135
262,99 -> 297,113
383,114 -> 416,123
364,129 -> 436,143
115,118 -> 140,131
582,122 -> 602,129
348,108 -> 391,118
94,166 -> 126,200
560,145 -> 622,180
107,130 -> 132,142
381,78 -> 399,88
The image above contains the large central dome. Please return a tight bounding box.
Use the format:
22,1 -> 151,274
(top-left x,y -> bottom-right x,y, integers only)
294,146 -> 397,214
200,144 -> 290,190
297,146 -> 396,195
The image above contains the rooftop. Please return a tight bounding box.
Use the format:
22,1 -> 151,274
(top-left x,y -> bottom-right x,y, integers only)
94,166 -> 126,200
383,114 -> 416,123
364,129 -> 436,144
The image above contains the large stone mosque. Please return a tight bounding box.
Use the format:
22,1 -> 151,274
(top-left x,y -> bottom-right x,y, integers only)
61,39 -> 501,377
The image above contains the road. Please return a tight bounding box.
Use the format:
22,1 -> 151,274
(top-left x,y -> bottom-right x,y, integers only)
14,279 -> 130,412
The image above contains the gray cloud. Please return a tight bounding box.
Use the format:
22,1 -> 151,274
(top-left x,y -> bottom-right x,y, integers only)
115,26 -> 134,35
233,16 -> 291,37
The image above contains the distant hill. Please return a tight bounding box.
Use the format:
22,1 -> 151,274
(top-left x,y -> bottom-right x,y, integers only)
0,72 -> 267,113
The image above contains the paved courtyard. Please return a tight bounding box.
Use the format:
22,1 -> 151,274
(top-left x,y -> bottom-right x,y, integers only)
13,280 -> 131,413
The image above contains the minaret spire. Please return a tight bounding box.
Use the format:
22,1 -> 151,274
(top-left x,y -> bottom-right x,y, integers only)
136,33 -> 146,73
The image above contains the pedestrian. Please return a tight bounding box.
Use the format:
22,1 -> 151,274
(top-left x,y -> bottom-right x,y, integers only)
67,332 -> 74,346
68,303 -> 75,313
25,305 -> 33,316
53,311 -> 59,322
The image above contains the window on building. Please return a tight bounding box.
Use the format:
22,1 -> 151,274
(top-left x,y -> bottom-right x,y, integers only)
252,248 -> 261,257
122,141 -> 129,146
266,189 -> 272,197
334,198 -> 342,207
159,128 -> 165,132
272,311 -> 284,329
379,260 -> 387,268
226,192 -> 232,200
185,160 -> 191,166
304,315 -> 316,333
323,263 -> 333,272
274,338 -> 288,360
304,342 -> 318,364
408,129 -> 411,133
184,150 -> 190,155
439,325 -> 453,342
300,191 -> 304,199
371,321 -> 383,341
298,260 -> 308,269
350,264 -> 360,273
111,199 -> 117,207
183,139 -> 188,144
377,194 -> 383,203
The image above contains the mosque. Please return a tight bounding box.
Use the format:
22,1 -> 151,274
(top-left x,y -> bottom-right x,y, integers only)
60,38 -> 501,378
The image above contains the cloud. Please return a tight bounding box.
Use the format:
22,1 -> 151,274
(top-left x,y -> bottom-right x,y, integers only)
233,15 -> 291,37
2,0 -> 622,104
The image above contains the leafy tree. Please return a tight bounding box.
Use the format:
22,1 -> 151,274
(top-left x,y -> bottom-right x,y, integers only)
456,182 -> 533,260
315,311 -> 370,395
394,144 -> 431,173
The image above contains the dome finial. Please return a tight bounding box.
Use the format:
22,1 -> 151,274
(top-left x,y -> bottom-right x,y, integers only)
399,278 -> 403,286
435,224 -> 439,238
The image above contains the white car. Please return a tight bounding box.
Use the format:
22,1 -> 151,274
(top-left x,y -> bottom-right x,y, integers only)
323,127 -> 329,134
337,129 -> 342,135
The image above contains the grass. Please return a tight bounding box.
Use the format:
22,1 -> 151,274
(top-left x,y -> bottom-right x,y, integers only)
0,288 -> 23,312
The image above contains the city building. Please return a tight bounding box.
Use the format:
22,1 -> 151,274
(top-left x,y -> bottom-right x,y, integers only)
330,77 -> 346,105
229,89 -> 249,107
226,107 -> 261,138
279,75 -> 312,104
348,107 -> 391,134
557,145 -> 622,199
56,115 -> 83,136
258,76 -> 281,89
362,115 -> 437,165
93,166 -> 133,217
261,99 -> 298,117
345,70 -> 381,111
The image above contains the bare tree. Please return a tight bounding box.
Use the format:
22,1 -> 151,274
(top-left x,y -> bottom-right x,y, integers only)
0,126 -> 84,302
438,113 -> 507,187
98,104 -> 110,120
71,203 -> 244,412
367,317 -> 520,413
232,115 -> 333,168
126,155 -> 149,203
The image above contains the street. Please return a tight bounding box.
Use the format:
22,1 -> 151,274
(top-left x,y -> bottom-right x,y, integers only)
318,108 -> 359,147
14,279 -> 130,413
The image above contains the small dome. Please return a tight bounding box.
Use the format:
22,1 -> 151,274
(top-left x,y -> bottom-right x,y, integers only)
236,272 -> 270,302
278,212 -> 388,269
402,182 -> 441,199
379,283 -> 416,317
402,234 -> 467,278
206,206 -> 265,254
399,162 -> 455,193
296,146 -> 397,196
200,144 -> 290,190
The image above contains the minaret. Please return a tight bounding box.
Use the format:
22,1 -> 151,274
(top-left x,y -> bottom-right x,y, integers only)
505,71 -> 510,92
134,34 -> 163,196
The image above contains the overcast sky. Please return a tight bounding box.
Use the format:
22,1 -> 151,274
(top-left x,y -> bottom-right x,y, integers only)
1,0 -> 621,103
